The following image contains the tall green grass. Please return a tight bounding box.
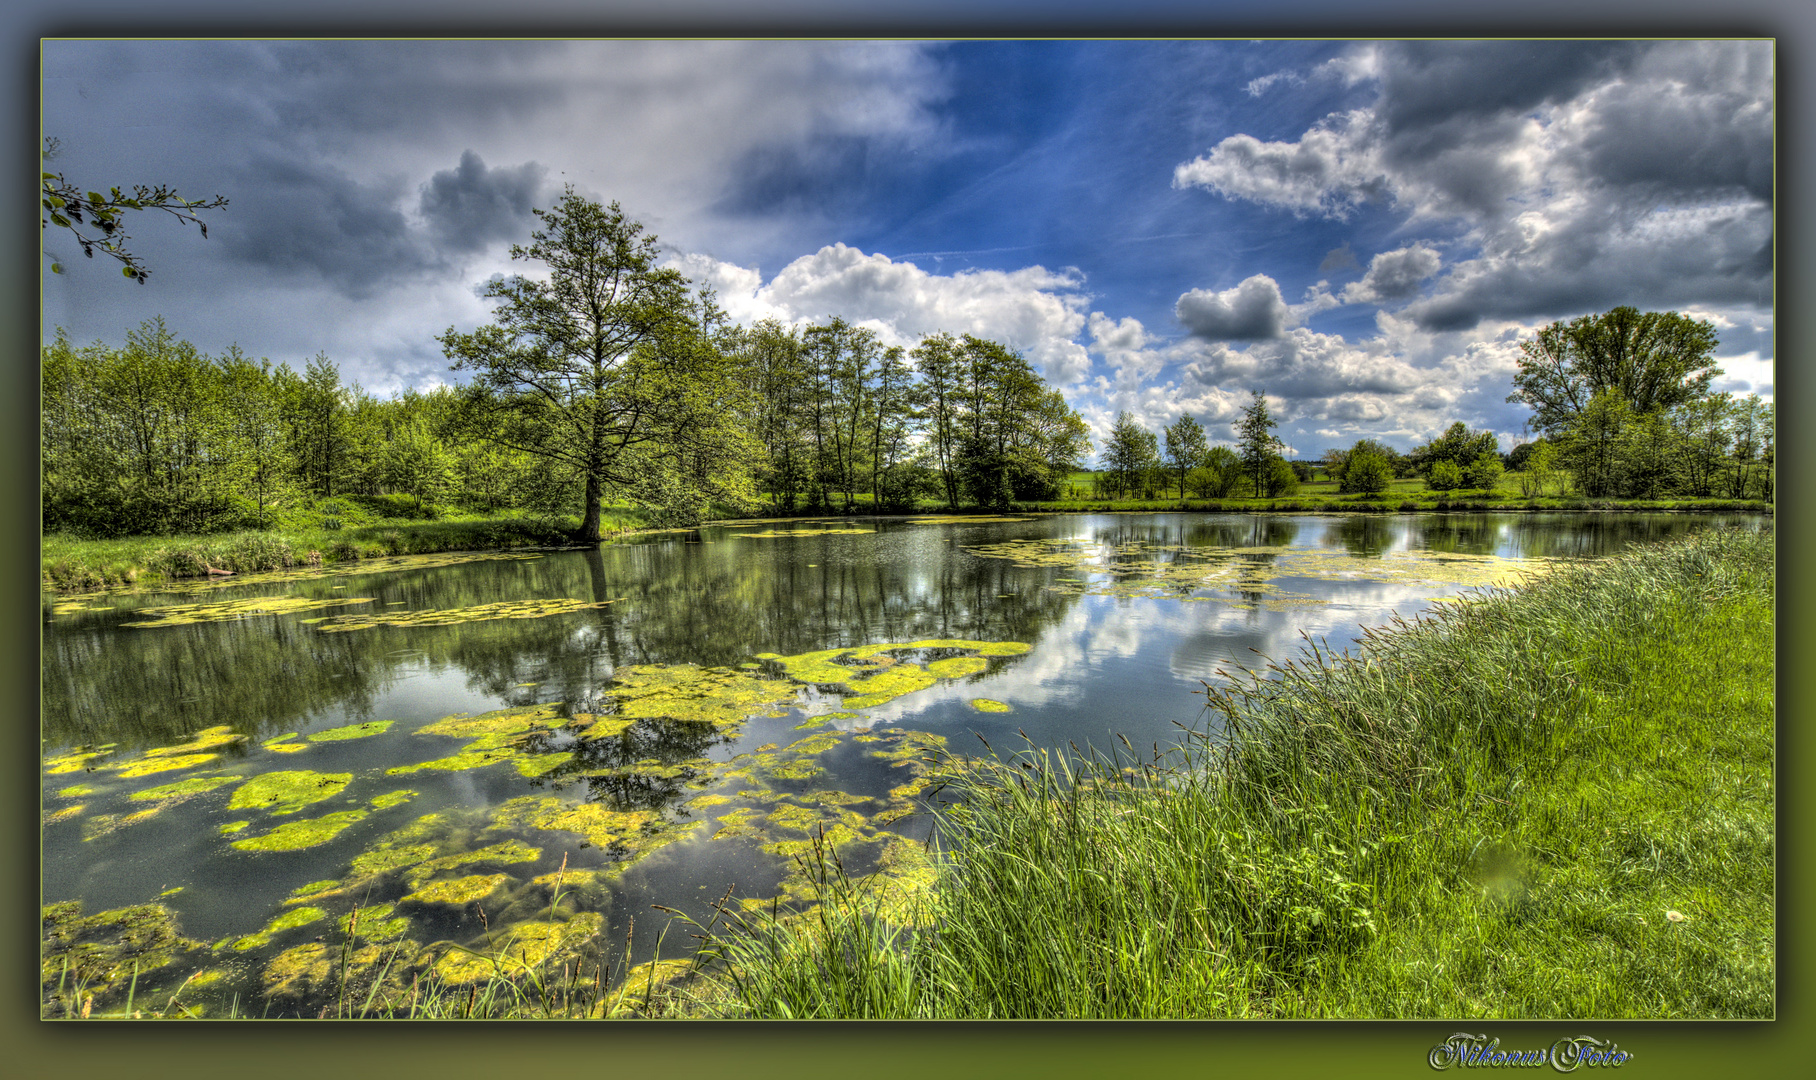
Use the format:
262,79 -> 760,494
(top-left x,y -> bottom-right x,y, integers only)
686,526 -> 1774,1018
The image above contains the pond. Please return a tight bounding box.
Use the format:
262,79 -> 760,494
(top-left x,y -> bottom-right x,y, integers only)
40,511 -> 1766,1017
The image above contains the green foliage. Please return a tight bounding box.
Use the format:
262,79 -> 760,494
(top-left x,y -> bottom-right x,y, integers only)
1427,459 -> 1463,491
439,188 -> 759,541
1101,412 -> 1161,499
1262,454 -> 1299,498
1236,391 -> 1282,496
1163,415 -> 1209,498
1462,450 -> 1503,492
1339,442 -> 1394,494
1510,306 -> 1722,436
41,136 -> 228,283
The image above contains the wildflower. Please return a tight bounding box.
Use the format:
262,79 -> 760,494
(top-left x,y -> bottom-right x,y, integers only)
1666,909 -> 1687,923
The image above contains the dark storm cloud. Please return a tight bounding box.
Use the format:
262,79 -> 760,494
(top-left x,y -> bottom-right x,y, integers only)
1373,41 -> 1639,140
420,151 -> 547,254
222,154 -> 442,298
1175,275 -> 1288,340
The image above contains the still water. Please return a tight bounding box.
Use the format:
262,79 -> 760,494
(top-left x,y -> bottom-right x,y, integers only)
39,512 -> 1762,1016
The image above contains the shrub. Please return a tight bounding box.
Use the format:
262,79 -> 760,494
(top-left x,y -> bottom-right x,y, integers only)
1464,451 -> 1504,492
1428,460 -> 1463,491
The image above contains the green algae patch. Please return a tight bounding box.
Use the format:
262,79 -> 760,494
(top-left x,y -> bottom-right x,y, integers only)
339,902 -> 412,942
130,775 -> 240,802
265,742 -> 309,754
113,752 -> 220,779
784,731 -> 844,756
122,594 -> 376,628
386,745 -> 517,775
229,770 -> 353,815
515,751 -> 574,779
756,640 -> 1029,709
489,795 -> 671,853
231,809 -> 367,852
962,537 -> 1562,608
433,912 -> 604,985
42,901 -> 207,1016
287,880 -> 340,901
686,793 -> 735,811
970,698 -> 1012,713
230,905 -> 327,951
263,939 -> 423,1001
55,784 -> 97,798
44,749 -> 113,774
368,789 -> 417,810
736,527 -> 875,537
307,720 -> 394,742
218,820 -> 250,835
401,840 -> 542,890
312,597 -> 619,632
926,656 -> 989,679
420,703 -> 567,739
403,873 -> 509,906
44,803 -> 85,825
599,664 -> 800,732
141,725 -> 248,758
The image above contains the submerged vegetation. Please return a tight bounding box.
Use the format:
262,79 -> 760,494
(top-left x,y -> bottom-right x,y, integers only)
676,526 -> 1773,1018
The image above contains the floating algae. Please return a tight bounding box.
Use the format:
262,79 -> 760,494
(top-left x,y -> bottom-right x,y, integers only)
306,720 -> 394,742
488,795 -> 680,859
594,665 -> 799,732
337,902 -> 412,942
218,821 -> 250,836
41,901 -> 206,1017
514,751 -> 575,779
231,810 -> 367,853
750,639 -> 1030,710
385,744 -> 518,775
263,939 -> 423,1001
970,699 -> 1012,713
229,770 -> 353,816
228,906 -> 327,951
402,874 -> 509,906
735,528 -> 876,537
368,789 -> 417,811
141,725 -> 248,758
113,753 -> 221,779
961,537 -> 1562,608
432,913 -> 603,985
122,595 -> 376,628
311,597 -> 620,632
419,703 -> 566,739
43,803 -> 85,825
44,749 -> 112,774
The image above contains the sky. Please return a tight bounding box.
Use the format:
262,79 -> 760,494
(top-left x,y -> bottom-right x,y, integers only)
39,39 -> 1774,462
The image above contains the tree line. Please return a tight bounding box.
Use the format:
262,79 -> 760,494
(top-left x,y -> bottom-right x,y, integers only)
1093,306 -> 1773,503
42,190 -> 1090,540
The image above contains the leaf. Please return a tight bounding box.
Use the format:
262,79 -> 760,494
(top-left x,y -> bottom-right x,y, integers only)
49,212 -> 69,228
50,263 -> 63,274
123,266 -> 135,277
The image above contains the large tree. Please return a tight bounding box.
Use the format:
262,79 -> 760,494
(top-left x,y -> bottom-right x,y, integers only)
1508,307 -> 1722,436
1163,415 -> 1208,498
438,188 -> 752,540
1235,390 -> 1282,496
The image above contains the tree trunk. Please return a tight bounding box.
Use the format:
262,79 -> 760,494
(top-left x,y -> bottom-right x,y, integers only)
581,468 -> 603,543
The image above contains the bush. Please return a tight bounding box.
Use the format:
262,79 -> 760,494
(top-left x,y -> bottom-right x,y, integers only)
1263,456 -> 1300,497
1464,451 -> 1504,492
1428,460 -> 1463,491
1340,449 -> 1394,494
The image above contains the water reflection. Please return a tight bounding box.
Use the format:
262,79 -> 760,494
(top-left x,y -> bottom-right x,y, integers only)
40,511 -> 1766,1016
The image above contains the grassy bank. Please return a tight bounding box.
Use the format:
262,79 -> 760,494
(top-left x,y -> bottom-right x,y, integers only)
682,526 -> 1774,1018
40,501 -> 655,591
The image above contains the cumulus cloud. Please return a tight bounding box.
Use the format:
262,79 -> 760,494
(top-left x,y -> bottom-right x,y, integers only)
1341,245 -> 1441,304
1175,275 -> 1290,340
675,244 -> 1095,386
1173,41 -> 1772,330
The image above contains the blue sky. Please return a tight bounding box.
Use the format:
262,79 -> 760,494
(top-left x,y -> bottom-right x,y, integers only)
41,39 -> 1773,460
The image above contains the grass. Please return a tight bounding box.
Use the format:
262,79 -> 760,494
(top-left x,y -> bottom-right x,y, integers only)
40,500 -> 655,591
678,525 -> 1774,1018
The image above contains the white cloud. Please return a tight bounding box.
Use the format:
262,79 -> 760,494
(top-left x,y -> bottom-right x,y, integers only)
675,243 -> 1095,386
1172,41 -> 1772,331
